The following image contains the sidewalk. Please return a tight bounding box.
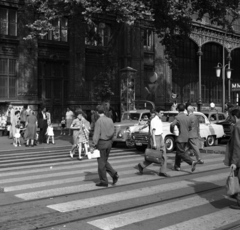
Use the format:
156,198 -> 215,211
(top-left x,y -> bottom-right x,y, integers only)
0,130 -> 72,152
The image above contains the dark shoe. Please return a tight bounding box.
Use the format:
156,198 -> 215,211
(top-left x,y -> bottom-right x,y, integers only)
25,144 -> 29,147
158,172 -> 171,177
96,182 -> 108,187
174,165 -> 181,171
112,173 -> 119,185
197,159 -> 204,164
191,161 -> 197,172
230,204 -> 240,210
137,163 -> 143,175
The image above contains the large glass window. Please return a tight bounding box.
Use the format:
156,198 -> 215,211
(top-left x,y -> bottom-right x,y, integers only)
85,23 -> 111,47
0,58 -> 17,98
0,8 -> 17,36
143,29 -> 154,51
40,18 -> 68,42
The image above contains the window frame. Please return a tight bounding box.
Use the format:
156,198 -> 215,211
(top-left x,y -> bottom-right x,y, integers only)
0,7 -> 17,36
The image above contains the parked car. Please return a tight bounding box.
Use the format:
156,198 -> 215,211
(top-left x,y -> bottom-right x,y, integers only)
202,110 -> 232,140
129,111 -> 225,152
112,109 -> 151,146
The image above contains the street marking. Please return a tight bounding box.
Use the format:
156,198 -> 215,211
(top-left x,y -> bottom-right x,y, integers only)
88,193 -> 225,230
158,209 -> 240,230
4,162 -> 225,192
47,172 -> 228,212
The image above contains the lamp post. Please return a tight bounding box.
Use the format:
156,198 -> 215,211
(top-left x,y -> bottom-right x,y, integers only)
215,63 -> 232,111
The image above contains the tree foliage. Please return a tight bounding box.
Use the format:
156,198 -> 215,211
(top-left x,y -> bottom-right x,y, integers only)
25,0 -> 240,66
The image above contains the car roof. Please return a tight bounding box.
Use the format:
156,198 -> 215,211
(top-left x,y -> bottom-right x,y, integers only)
125,110 -> 150,113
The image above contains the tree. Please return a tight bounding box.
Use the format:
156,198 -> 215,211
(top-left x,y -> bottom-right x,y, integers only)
25,0 -> 240,67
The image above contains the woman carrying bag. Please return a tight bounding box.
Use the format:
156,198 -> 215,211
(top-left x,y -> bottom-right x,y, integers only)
227,109 -> 240,210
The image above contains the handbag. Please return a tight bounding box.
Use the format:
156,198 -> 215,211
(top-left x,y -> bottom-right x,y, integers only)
144,148 -> 164,164
226,169 -> 240,196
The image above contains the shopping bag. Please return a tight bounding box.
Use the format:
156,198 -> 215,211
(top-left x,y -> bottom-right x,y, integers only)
87,149 -> 100,159
144,148 -> 164,164
226,169 -> 240,196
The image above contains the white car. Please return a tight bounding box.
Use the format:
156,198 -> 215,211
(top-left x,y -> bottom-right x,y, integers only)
130,111 -> 225,152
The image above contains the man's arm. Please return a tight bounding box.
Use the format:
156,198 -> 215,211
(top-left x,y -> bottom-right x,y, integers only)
92,120 -> 101,146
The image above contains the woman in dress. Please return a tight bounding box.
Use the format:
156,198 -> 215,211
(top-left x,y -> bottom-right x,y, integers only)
25,111 -> 37,147
69,110 -> 90,160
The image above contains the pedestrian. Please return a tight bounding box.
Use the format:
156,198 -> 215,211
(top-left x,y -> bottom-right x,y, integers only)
12,110 -> 21,146
38,106 -> 48,144
92,105 -> 119,187
170,103 -> 198,172
137,108 -> 170,177
171,100 -> 178,111
46,122 -> 55,144
66,107 -> 74,136
20,105 -> 28,128
46,109 -> 51,125
59,116 -> 66,135
14,124 -> 21,147
228,109 -> 240,210
69,110 -> 90,160
25,110 -> 37,147
187,106 -> 204,164
7,104 -> 15,139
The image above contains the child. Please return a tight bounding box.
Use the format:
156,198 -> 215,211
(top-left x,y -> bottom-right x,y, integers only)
60,117 -> 66,135
46,123 -> 55,144
14,124 -> 21,147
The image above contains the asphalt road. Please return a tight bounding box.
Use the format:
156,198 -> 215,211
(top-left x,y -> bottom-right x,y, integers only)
0,144 -> 239,230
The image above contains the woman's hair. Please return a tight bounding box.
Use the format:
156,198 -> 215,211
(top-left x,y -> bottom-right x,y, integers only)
15,111 -> 20,115
23,105 -> 28,109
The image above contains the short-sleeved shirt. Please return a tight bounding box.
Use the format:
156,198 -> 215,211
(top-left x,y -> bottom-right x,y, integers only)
66,110 -> 74,120
150,115 -> 163,136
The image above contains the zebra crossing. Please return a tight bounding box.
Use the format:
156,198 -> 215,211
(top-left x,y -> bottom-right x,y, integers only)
0,147 -> 240,230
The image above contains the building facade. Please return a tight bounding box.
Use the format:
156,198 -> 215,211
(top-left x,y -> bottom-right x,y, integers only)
1,0 -> 240,122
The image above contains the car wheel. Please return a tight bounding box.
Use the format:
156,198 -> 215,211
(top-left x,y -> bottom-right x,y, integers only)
135,145 -> 146,152
205,135 -> 215,146
164,136 -> 175,153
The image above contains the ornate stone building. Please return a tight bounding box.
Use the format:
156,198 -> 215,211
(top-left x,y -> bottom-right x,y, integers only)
1,0 -> 240,122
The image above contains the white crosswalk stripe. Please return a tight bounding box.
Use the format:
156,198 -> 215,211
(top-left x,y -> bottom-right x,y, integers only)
0,147 -> 238,230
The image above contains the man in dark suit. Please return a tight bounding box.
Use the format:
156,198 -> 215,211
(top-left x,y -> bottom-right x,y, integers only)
38,106 -> 48,144
92,105 -> 119,187
170,103 -> 197,172
187,105 -> 204,164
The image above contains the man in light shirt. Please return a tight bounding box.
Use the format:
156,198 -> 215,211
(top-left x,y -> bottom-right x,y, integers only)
138,108 -> 170,177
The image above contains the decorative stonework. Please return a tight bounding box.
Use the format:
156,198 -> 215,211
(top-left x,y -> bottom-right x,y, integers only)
190,26 -> 240,52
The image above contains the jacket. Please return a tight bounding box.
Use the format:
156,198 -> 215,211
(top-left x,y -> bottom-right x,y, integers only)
188,113 -> 200,138
230,120 -> 240,167
170,112 -> 191,143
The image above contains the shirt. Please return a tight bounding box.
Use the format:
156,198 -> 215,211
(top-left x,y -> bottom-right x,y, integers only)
66,111 -> 74,120
42,112 -> 46,120
93,115 -> 114,145
150,115 -> 163,136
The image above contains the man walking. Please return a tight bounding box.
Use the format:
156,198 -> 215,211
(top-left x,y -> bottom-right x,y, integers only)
38,106 -> 48,144
138,108 -> 170,177
92,105 -> 119,187
170,104 -> 197,172
187,106 -> 204,164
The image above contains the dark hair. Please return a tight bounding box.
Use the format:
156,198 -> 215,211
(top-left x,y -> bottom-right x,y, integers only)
75,109 -> 83,116
96,105 -> 104,114
155,107 -> 163,113
23,105 -> 28,109
15,111 -> 20,115
177,103 -> 185,112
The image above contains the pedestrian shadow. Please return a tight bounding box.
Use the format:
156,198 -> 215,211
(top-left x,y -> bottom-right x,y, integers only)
133,164 -> 161,176
83,171 -> 99,183
186,179 -> 236,209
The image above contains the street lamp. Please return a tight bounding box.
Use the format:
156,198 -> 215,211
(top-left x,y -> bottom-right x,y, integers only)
215,63 -> 232,111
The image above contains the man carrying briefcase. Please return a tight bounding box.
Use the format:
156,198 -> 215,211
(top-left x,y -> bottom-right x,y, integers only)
137,108 -> 170,177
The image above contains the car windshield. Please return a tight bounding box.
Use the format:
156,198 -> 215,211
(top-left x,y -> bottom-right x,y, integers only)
162,113 -> 178,122
122,113 -> 140,121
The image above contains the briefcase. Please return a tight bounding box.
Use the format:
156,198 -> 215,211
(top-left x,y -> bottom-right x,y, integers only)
145,148 -> 164,165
